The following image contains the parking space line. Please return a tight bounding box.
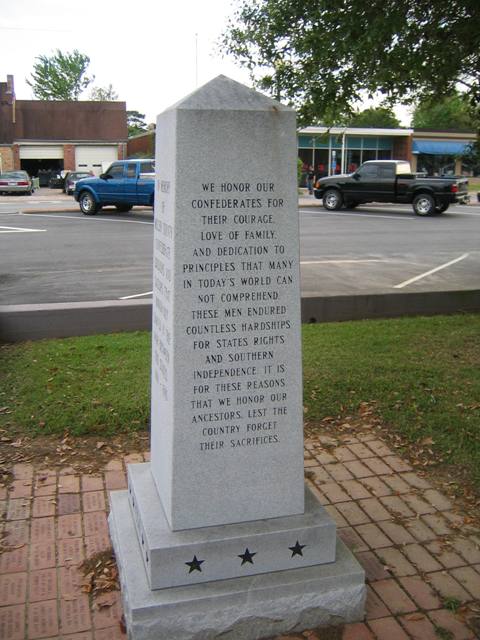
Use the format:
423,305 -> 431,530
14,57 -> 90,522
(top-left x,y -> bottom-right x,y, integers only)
20,213 -> 153,225
120,291 -> 153,300
299,209 -> 411,220
0,226 -> 45,233
301,259 -> 383,265
393,253 -> 470,289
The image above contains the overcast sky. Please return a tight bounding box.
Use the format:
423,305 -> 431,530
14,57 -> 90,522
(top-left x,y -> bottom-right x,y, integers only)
1,0 -> 410,126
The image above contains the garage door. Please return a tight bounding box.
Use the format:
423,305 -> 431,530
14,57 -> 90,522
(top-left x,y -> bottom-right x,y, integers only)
19,145 -> 64,159
75,146 -> 118,175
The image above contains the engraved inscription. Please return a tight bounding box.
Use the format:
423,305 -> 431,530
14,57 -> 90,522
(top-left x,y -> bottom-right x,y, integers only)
153,178 -> 297,454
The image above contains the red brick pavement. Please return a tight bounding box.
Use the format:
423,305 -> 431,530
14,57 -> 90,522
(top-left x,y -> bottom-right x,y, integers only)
1,432 -> 479,640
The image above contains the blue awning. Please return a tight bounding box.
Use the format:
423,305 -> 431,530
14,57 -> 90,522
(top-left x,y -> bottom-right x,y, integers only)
412,139 -> 471,155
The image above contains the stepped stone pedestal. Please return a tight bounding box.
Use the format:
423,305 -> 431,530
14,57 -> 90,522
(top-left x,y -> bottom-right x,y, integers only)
108,76 -> 365,639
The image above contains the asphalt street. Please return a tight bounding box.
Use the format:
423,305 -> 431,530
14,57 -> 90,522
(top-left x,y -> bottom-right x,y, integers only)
1,191 -> 479,304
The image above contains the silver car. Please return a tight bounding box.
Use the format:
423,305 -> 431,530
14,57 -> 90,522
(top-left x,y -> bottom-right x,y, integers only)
0,170 -> 33,195
64,171 -> 93,195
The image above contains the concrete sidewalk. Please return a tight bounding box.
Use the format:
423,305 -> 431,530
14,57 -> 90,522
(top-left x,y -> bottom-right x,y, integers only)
1,430 -> 479,639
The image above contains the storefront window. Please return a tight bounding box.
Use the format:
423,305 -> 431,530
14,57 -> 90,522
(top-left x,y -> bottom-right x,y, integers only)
362,150 -> 377,162
377,150 -> 392,160
297,132 -> 396,177
347,150 -> 361,172
417,154 -> 454,176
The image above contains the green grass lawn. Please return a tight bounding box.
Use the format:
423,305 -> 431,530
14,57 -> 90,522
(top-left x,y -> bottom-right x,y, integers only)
1,314 -> 479,484
302,315 -> 480,483
0,332 -> 151,437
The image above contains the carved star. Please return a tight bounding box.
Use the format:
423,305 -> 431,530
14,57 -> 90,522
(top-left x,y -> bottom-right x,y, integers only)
289,541 -> 306,557
185,555 -> 204,573
238,548 -> 256,565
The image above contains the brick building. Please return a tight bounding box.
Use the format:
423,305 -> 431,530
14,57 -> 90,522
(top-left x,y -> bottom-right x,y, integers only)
0,75 -> 128,178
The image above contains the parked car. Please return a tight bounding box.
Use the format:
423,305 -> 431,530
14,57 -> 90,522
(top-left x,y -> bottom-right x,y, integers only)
48,170 -> 68,189
64,171 -> 93,195
74,160 -> 155,214
0,170 -> 34,195
314,160 -> 469,216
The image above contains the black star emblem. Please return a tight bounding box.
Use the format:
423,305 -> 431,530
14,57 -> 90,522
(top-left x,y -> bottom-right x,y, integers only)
238,548 -> 256,565
289,541 -> 306,557
185,555 -> 204,573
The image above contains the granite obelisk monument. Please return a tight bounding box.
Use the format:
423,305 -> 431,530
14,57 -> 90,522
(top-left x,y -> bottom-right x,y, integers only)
109,76 -> 365,639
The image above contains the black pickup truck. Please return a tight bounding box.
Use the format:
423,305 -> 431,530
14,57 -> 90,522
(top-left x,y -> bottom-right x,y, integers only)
313,160 -> 469,216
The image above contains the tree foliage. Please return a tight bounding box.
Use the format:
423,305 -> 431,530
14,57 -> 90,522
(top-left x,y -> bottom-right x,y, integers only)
89,84 -> 119,101
412,92 -> 476,129
222,1 -> 480,126
27,49 -> 94,100
348,107 -> 400,128
127,110 -> 148,137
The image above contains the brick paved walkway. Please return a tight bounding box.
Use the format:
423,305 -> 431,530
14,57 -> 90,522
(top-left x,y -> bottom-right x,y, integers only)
1,433 -> 479,640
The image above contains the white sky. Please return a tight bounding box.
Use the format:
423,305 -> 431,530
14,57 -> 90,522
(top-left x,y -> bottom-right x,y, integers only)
1,0 -> 411,126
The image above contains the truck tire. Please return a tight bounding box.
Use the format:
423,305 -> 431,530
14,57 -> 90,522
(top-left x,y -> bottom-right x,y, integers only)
323,189 -> 343,211
413,193 -> 435,216
79,191 -> 99,215
116,205 -> 132,212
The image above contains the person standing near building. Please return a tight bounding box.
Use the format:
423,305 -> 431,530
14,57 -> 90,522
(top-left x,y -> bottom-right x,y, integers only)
307,165 -> 315,194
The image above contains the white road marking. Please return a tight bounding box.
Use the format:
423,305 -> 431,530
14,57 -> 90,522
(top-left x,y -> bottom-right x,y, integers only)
394,253 -> 470,289
299,209 -> 411,221
301,259 -> 383,265
20,213 -> 153,225
120,291 -> 153,300
0,226 -> 45,233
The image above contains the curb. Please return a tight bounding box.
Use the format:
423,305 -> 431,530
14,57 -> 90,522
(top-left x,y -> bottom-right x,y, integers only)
22,208 -> 79,214
1,290 -> 479,342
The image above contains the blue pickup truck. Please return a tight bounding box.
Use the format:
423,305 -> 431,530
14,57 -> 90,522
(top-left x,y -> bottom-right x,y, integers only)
74,159 -> 155,215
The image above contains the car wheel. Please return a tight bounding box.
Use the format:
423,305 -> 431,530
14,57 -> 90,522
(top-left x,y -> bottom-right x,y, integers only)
115,205 -> 132,212
79,191 -> 99,215
435,203 -> 449,214
413,193 -> 435,216
323,189 -> 343,211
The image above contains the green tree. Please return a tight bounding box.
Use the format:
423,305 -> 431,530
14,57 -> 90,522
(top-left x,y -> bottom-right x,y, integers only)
348,106 -> 400,128
127,110 -> 148,136
412,92 -> 476,130
222,1 -> 480,126
26,49 -> 94,100
89,84 -> 119,101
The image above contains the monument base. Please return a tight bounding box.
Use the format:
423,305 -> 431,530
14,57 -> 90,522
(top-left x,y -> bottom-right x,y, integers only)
109,491 -> 366,640
127,462 -> 337,588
